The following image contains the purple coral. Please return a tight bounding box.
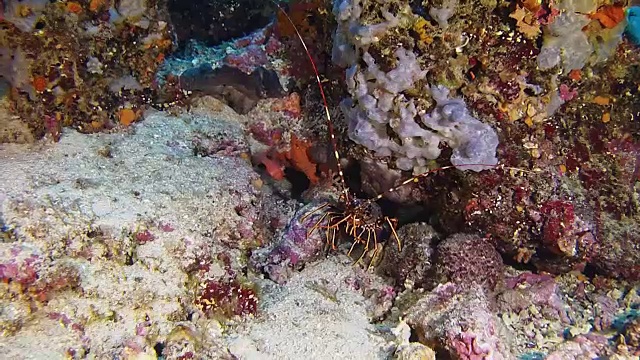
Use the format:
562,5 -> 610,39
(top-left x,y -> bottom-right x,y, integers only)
0,245 -> 79,303
449,332 -> 492,359
224,45 -> 269,74
0,248 -> 40,288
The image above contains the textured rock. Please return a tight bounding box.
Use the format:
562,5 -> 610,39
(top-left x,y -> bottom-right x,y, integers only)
250,200 -> 329,284
180,64 -> 284,114
377,222 -> 437,288
405,283 -> 513,359
434,233 -> 504,291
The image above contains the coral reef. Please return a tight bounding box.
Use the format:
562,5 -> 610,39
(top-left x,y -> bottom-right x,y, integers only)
0,0 -> 639,358
0,0 -> 173,140
405,283 -> 513,359
326,0 -> 639,283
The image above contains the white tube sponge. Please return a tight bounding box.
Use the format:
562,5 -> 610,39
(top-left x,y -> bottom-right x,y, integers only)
362,49 -> 427,94
331,0 -> 400,67
429,0 -> 458,29
341,41 -> 498,172
420,86 -> 499,172
3,0 -> 49,32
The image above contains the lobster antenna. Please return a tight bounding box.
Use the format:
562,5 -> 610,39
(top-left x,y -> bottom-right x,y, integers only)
271,1 -> 351,205
362,163 -> 539,205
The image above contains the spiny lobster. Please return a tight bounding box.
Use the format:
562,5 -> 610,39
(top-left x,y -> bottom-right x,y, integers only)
274,1 -> 531,266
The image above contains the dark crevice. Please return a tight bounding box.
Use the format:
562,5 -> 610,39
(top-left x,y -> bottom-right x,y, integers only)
284,167 -> 310,200
153,342 -> 165,357
501,252 -> 538,273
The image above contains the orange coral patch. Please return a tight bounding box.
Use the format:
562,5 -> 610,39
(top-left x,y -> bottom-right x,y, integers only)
262,156 -> 285,180
118,108 -> 137,126
568,69 -> 582,81
286,134 -> 319,184
89,0 -> 106,12
32,76 -> 47,93
592,96 -> 610,106
253,151 -> 285,180
90,120 -> 103,130
66,2 -> 83,14
521,0 -> 541,12
589,5 -> 625,29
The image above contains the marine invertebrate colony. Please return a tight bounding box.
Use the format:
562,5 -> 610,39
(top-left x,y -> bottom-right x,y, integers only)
333,0 -> 500,174
0,0 -> 174,140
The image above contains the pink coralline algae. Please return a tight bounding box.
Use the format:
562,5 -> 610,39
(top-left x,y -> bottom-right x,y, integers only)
433,233 -> 504,291
224,46 -> 269,74
449,332 -> 492,360
158,222 -> 175,232
0,245 -> 79,303
223,27 -> 283,74
539,200 -> 596,263
406,283 -> 512,360
195,279 -> 258,318
535,5 -> 560,25
249,122 -> 283,146
134,229 -> 155,244
0,250 -> 40,288
250,200 -> 328,284
264,36 -> 284,55
499,272 -> 571,324
558,84 -> 578,102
